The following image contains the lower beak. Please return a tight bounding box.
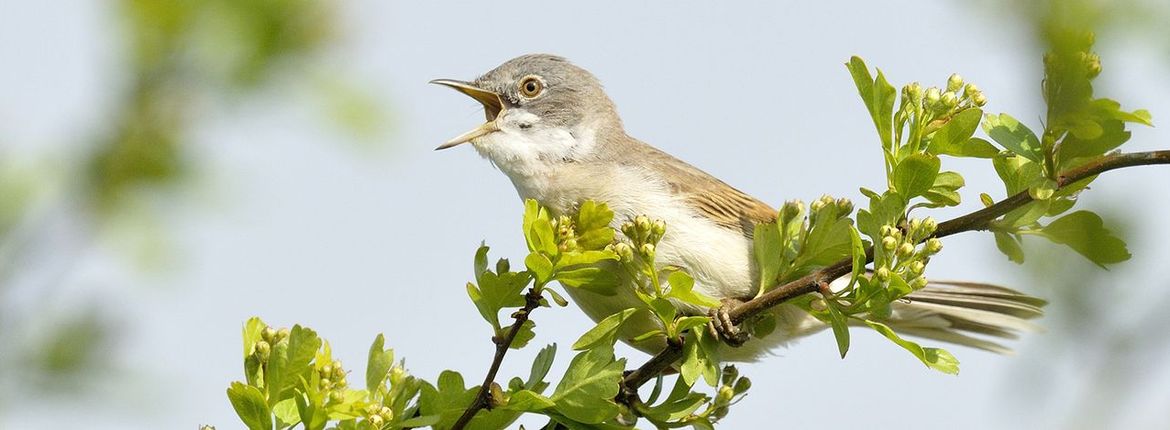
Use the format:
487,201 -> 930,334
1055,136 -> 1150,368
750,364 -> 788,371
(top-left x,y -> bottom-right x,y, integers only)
430,79 -> 505,150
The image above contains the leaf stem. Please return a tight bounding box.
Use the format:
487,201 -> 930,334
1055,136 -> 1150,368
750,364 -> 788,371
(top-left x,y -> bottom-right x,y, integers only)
452,287 -> 544,430
618,149 -> 1170,399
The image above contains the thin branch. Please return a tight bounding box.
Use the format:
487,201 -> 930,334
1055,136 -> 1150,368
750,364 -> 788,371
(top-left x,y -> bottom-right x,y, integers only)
619,149 -> 1170,397
452,288 -> 544,430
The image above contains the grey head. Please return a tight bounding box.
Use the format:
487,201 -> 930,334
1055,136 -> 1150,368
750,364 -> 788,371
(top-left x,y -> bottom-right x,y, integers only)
431,54 -> 623,162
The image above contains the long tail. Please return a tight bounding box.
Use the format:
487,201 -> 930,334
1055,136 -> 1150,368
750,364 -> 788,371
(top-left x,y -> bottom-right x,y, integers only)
882,281 -> 1047,354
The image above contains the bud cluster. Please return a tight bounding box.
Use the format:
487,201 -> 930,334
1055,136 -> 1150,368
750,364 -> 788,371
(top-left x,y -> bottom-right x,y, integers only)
551,215 -> 580,253
317,358 -> 349,404
252,325 -> 290,362
809,195 -> 854,224
707,365 -> 752,422
609,215 -> 666,263
363,403 -> 394,428
873,217 -> 942,293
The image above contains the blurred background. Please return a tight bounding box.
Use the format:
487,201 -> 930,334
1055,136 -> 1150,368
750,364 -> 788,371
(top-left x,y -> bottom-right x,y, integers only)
2,1 -> 1168,429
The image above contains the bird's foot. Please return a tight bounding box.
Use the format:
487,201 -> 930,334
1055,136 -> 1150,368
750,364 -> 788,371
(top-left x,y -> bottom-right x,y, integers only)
708,298 -> 749,347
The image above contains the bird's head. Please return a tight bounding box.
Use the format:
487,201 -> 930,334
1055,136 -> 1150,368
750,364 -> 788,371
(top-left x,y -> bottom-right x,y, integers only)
433,54 -> 621,174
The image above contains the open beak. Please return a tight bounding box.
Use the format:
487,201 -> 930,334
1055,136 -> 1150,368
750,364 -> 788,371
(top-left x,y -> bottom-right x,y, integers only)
430,79 -> 505,150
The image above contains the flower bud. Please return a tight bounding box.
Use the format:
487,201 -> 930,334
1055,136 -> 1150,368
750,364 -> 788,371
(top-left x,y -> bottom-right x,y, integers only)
923,217 -> 937,234
925,238 -> 943,254
911,277 -> 929,290
390,366 -> 406,384
896,243 -> 915,258
380,406 -> 393,421
835,198 -> 853,215
329,390 -> 344,403
639,243 -> 655,257
717,385 -> 735,404
333,366 -> 346,381
809,199 -> 825,212
321,364 -> 333,377
972,91 -> 987,107
368,415 -> 384,428
925,87 -> 941,107
620,222 -> 636,238
780,200 -> 803,222
1085,53 -> 1101,78
963,83 -> 979,97
652,220 -> 666,237
907,82 -> 923,104
733,377 -> 752,393
941,92 -> 959,109
947,73 -> 964,92
321,378 -> 332,388
909,261 -> 925,276
276,328 -> 290,342
909,218 -> 922,233
879,225 -> 897,237
634,215 -> 650,232
255,340 -> 271,360
881,236 -> 897,251
262,327 -> 276,342
875,267 -> 891,282
722,366 -> 739,385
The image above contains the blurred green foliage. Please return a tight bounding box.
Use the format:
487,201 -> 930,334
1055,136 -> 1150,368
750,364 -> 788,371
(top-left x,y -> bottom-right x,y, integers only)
0,0 -> 380,410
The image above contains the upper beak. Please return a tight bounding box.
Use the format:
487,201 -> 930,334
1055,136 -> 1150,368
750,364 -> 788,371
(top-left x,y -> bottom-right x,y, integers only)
430,79 -> 505,150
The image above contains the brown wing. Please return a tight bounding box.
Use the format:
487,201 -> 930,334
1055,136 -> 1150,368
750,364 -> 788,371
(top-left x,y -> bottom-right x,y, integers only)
630,140 -> 777,236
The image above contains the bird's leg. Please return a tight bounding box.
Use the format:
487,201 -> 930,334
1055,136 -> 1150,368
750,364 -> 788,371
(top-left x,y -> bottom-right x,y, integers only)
708,298 -> 749,347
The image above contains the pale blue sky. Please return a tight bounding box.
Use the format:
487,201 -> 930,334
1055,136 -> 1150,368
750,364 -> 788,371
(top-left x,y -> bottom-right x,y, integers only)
3,1 -> 1169,429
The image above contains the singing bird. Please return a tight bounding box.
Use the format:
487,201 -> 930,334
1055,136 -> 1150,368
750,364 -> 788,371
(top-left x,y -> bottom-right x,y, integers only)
433,54 -> 1043,362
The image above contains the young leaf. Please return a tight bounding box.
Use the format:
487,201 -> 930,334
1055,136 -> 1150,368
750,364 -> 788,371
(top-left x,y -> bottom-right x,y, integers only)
526,344 -> 557,391
846,56 -> 897,150
575,200 -> 614,234
228,382 -> 273,430
572,308 -> 640,351
825,299 -> 851,358
893,153 -> 941,199
927,109 -> 995,158
984,113 -> 1043,163
366,333 -> 394,392
666,271 -> 721,308
846,226 -> 866,291
864,320 -> 960,375
243,317 -> 266,358
525,252 -> 555,284
474,244 -> 490,285
753,222 -> 783,294
506,390 -> 556,412
273,397 -> 300,428
1036,211 -> 1131,268
993,231 -> 1025,264
419,371 -> 479,430
504,320 -> 537,349
551,347 -> 626,424
555,265 -> 619,295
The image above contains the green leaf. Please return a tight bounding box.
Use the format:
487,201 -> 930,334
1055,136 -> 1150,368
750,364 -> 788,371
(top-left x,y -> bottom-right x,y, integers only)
993,231 -> 1025,264
399,415 -> 443,428
526,344 -> 557,391
680,329 -> 721,387
893,153 -> 941,199
525,252 -> 555,284
504,319 -> 537,349
923,171 -> 965,208
418,371 -> 478,430
551,348 -> 625,424
573,308 -> 640,351
666,271 -> 721,308
575,200 -> 614,233
1036,211 -> 1131,268
825,299 -> 850,358
266,326 -> 321,406
675,316 -> 711,334
544,287 -> 570,307
555,265 -> 619,295
506,390 -> 556,411
984,113 -> 1043,163
1057,119 -> 1130,170
474,244 -> 490,285
846,226 -> 866,290
522,199 -> 557,255
928,109 -> 994,157
273,398 -> 300,428
846,56 -> 897,149
992,153 -> 1044,195
366,333 -> 393,392
753,222 -> 783,294
864,320 -> 960,375
228,382 -> 273,430
648,297 -> 677,327
243,317 -> 266,358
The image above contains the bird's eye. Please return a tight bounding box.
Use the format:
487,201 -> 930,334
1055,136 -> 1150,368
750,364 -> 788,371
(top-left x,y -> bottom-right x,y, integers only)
519,76 -> 543,98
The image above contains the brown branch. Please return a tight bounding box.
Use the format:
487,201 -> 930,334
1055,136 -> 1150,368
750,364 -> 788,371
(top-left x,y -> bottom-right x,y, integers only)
452,288 -> 544,430
619,149 -> 1170,398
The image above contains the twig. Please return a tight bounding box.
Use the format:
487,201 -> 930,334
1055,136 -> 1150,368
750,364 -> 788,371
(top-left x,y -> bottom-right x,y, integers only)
619,150 -> 1170,397
452,288 -> 544,430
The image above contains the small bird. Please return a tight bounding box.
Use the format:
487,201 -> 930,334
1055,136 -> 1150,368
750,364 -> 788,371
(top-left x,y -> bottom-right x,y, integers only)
433,54 -> 1043,361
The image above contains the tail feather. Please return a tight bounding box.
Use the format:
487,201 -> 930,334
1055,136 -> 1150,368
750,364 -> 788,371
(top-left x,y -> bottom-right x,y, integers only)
882,281 -> 1046,354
